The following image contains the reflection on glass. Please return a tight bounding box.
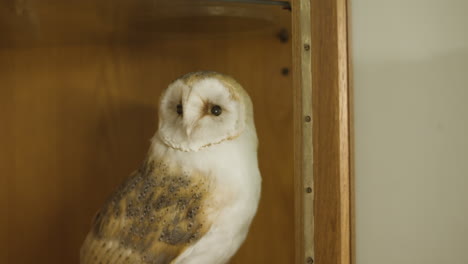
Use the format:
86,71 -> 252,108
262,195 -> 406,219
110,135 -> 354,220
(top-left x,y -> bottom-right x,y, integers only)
0,0 -> 291,47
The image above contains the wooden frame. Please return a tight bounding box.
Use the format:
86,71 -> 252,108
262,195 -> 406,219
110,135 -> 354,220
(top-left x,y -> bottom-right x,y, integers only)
292,0 -> 352,263
1,0 -> 351,262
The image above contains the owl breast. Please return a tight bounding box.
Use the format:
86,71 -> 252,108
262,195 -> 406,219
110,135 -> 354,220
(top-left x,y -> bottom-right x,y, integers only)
154,130 -> 261,264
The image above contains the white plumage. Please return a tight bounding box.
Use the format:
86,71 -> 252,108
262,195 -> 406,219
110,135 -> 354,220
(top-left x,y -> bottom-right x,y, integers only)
80,71 -> 261,264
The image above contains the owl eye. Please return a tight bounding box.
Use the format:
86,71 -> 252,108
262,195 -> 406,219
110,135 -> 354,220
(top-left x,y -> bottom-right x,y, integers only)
211,105 -> 222,116
176,104 -> 183,115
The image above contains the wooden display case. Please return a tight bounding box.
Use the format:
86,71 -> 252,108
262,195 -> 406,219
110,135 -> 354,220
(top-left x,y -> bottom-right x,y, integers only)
0,0 -> 351,263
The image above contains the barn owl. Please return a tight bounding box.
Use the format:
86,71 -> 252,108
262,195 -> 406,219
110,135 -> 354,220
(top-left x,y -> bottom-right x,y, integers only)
80,71 -> 261,264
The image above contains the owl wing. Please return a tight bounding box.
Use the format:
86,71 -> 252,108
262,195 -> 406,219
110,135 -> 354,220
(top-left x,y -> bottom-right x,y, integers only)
80,159 -> 212,264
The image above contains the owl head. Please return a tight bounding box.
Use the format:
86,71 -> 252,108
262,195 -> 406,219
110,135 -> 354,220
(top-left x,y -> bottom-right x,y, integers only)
156,71 -> 255,152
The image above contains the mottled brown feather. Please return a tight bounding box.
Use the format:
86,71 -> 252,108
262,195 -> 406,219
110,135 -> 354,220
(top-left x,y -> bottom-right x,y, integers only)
80,159 -> 213,264
179,71 -> 242,101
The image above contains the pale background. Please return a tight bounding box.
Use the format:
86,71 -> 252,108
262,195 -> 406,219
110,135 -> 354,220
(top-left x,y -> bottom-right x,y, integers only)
351,0 -> 468,263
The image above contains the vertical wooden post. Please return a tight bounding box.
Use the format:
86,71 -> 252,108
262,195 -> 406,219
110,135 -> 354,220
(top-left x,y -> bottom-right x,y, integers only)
292,0 -> 314,263
293,0 -> 352,263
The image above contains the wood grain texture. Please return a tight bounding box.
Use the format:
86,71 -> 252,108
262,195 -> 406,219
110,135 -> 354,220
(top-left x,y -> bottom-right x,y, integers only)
291,0 -> 313,263
0,67 -> 12,264
310,0 -> 352,264
0,10 -> 293,264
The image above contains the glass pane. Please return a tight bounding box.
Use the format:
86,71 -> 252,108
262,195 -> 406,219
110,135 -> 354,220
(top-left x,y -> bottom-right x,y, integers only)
0,0 -> 290,47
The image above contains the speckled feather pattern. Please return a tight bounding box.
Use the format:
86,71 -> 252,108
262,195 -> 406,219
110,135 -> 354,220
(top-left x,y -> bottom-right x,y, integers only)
81,159 -> 213,264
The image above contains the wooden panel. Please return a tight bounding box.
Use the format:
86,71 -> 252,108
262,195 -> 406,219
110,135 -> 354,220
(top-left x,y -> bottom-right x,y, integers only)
292,0 -> 352,263
0,63 -> 12,264
309,0 -> 352,263
291,0 -> 314,263
0,27 -> 293,264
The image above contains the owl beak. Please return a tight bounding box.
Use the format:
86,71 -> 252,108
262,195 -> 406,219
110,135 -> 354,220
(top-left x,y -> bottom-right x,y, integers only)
181,89 -> 199,137
185,126 -> 194,137
184,120 -> 196,137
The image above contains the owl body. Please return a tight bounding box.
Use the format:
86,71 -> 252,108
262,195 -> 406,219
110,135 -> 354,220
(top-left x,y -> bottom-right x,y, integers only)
81,72 -> 261,264
151,122 -> 260,264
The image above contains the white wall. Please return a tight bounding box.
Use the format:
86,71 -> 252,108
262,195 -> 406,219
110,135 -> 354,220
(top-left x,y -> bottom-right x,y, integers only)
351,1 -> 468,264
